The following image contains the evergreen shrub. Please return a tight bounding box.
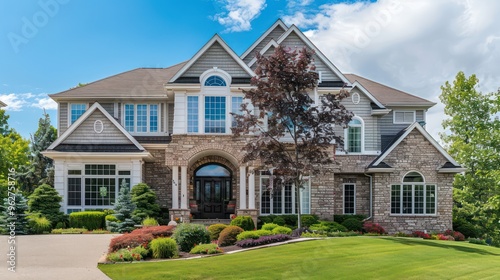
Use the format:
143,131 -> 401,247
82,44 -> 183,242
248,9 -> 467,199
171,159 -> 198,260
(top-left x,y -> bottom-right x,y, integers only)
28,184 -> 64,226
218,225 -> 244,246
230,215 -> 255,231
342,218 -> 363,232
69,211 -> 106,230
131,183 -> 160,221
150,237 -> 178,259
172,223 -> 210,252
261,223 -> 279,231
272,226 -> 292,235
207,223 -> 227,240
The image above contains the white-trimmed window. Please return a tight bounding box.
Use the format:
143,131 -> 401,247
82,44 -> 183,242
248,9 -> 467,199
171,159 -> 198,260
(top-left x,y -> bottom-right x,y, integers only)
393,111 -> 416,124
260,174 -> 310,215
204,96 -> 226,133
391,171 -> 436,215
70,103 -> 86,124
187,96 -> 199,133
66,165 -> 131,212
345,116 -> 364,153
231,96 -> 243,127
343,183 -> 356,214
123,104 -> 160,133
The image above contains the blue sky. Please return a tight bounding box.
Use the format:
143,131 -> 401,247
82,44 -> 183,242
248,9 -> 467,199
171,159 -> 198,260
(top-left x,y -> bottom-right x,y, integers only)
1,0 -> 499,141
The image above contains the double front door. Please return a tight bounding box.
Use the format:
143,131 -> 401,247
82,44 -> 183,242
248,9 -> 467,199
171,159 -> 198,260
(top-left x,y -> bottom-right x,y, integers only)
195,177 -> 231,219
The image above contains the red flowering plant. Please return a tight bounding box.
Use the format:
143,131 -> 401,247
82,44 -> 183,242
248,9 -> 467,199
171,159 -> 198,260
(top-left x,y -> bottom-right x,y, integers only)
362,222 -> 386,235
412,231 -> 431,239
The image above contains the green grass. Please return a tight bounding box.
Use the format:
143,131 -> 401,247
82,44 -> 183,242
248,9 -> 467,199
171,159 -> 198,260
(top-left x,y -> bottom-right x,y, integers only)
99,237 -> 500,280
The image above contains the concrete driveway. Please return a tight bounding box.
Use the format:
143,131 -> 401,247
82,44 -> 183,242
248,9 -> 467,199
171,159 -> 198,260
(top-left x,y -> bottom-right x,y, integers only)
0,234 -> 118,280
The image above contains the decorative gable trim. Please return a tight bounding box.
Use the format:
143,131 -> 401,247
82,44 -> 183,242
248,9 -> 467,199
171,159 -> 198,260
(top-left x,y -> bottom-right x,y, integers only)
240,19 -> 288,61
275,25 -> 351,86
371,122 -> 460,167
248,39 -> 279,67
168,34 -> 255,83
47,102 -> 145,151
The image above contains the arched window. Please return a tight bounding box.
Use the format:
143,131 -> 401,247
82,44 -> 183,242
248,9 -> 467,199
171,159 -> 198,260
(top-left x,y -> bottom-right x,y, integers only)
391,171 -> 436,215
346,117 -> 363,153
195,164 -> 231,177
204,75 -> 227,86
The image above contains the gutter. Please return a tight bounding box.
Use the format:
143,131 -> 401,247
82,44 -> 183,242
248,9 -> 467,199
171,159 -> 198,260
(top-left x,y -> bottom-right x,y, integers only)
363,173 -> 373,221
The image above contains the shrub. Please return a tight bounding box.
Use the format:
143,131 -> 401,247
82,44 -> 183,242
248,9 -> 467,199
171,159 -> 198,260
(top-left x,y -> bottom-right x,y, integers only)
363,222 -> 386,234
301,214 -> 319,227
342,218 -> 363,232
261,223 -> 279,231
454,222 -> 479,239
142,217 -> 159,227
28,215 -> 52,234
333,214 -> 367,224
236,234 -> 291,248
131,183 -> 160,221
468,238 -> 487,245
230,216 -> 255,231
272,216 -> 286,226
28,184 -> 64,226
172,223 -> 210,252
301,232 -> 327,238
131,245 -> 149,259
258,215 -> 275,228
272,226 -> 292,235
412,231 -> 431,239
54,221 -> 66,229
312,221 -> 347,233
108,225 -> 175,252
190,244 -> 223,254
393,232 -> 411,237
218,225 -> 244,246
150,237 -> 178,259
236,229 -> 272,241
444,229 -> 465,241
105,214 -> 119,231
51,228 -> 87,234
281,215 -> 299,228
327,231 -> 361,237
107,245 -> 149,262
69,211 -> 106,231
1,193 -> 29,235
208,224 -> 228,241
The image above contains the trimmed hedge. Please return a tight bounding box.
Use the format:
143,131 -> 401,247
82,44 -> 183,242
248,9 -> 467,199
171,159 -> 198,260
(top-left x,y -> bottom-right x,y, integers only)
333,214 -> 366,224
272,226 -> 292,235
218,225 -> 244,246
261,223 -> 279,231
236,229 -> 272,241
230,216 -> 255,231
69,211 -> 106,230
341,218 -> 363,232
207,224 -> 228,241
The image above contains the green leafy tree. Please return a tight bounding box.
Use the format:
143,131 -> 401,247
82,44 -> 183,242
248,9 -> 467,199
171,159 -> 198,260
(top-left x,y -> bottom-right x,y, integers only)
27,184 -> 64,226
131,183 -> 160,222
0,109 -> 12,136
232,46 -> 353,228
440,71 -> 500,244
17,111 -> 57,193
1,192 -> 29,235
109,180 -> 138,233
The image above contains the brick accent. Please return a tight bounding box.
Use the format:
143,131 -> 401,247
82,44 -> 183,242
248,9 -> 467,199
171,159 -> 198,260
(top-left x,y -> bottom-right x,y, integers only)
143,149 -> 170,208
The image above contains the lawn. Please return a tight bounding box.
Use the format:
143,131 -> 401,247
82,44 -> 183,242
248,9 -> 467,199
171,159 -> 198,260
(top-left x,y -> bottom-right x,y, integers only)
99,237 -> 500,280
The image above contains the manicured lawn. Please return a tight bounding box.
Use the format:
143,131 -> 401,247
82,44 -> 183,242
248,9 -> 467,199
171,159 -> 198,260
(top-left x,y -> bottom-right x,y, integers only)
99,237 -> 500,279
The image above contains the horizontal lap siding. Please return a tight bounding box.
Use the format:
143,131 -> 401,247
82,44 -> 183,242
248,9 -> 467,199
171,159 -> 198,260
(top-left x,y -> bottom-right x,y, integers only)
243,26 -> 286,64
62,110 -> 132,145
168,103 -> 174,134
59,102 -> 68,135
184,42 -> 250,78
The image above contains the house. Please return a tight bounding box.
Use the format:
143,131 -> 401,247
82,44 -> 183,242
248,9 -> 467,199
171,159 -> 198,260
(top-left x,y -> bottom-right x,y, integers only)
0,100 -> 6,108
43,19 -> 464,233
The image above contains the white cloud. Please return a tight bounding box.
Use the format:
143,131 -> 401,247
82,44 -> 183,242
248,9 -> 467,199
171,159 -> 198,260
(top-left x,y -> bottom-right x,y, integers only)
213,0 -> 267,32
282,0 -> 500,140
0,93 -> 56,111
31,97 -> 58,110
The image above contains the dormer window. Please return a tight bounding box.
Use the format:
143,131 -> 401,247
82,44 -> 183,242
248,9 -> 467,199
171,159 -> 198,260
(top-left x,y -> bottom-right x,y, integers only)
204,75 -> 227,86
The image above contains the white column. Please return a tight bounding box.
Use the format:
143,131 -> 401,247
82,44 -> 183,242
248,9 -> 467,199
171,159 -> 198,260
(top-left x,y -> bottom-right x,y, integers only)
172,166 -> 179,209
239,166 -> 247,209
181,165 -> 188,209
248,167 -> 255,209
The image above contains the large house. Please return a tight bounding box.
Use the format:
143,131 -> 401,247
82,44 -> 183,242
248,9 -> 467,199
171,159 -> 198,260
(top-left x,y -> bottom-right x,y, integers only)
43,20 -> 464,233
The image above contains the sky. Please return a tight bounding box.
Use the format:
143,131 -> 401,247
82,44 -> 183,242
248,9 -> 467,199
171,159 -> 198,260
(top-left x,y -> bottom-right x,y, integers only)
1,0 -> 499,143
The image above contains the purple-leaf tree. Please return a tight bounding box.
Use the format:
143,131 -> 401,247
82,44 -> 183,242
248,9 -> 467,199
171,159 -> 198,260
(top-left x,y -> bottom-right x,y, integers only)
232,45 -> 353,228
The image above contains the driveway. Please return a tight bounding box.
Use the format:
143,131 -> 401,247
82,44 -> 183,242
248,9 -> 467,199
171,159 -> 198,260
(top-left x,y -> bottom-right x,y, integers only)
0,234 -> 118,280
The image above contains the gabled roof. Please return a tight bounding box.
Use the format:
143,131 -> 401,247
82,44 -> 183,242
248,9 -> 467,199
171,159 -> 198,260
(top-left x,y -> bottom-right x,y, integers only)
369,122 -> 463,171
240,19 -> 288,62
168,34 -> 255,83
49,63 -> 186,100
345,74 -> 436,107
247,39 -> 280,67
0,100 -> 6,107
254,24 -> 350,86
47,102 -> 145,152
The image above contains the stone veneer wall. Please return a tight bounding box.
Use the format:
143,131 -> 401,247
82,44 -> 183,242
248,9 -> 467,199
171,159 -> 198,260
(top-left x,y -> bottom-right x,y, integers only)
143,149 -> 171,208
372,130 -> 454,234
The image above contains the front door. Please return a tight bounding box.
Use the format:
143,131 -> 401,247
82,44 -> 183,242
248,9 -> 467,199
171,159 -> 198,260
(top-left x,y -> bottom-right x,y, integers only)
194,164 -> 232,219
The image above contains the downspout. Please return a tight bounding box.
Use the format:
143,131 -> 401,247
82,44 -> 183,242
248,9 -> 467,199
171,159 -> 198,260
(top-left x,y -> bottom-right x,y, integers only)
363,173 -> 373,221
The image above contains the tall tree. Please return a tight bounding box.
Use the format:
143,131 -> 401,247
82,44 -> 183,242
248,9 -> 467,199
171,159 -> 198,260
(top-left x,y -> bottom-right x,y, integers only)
440,71 -> 500,244
17,111 -> 57,193
0,109 -> 12,136
232,46 -> 353,228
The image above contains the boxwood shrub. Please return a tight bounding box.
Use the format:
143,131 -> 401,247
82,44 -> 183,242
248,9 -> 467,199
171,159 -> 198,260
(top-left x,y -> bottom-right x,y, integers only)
172,223 -> 210,252
69,211 -> 106,230
207,223 -> 228,241
218,225 -> 244,246
230,216 -> 255,231
333,214 -> 366,224
261,223 -> 279,231
341,218 -> 363,232
272,226 -> 292,235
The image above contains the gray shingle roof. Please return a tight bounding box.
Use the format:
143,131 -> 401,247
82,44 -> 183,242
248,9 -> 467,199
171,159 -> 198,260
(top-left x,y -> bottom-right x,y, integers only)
50,62 -> 187,100
345,74 -> 436,107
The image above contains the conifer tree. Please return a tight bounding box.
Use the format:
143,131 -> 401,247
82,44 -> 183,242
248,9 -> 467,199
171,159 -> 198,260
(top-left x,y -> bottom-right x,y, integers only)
1,192 -> 29,235
109,180 -> 137,233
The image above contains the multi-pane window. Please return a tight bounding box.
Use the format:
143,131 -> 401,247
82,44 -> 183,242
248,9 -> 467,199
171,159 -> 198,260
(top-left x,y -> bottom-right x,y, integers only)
231,96 -> 243,127
70,104 -> 86,124
66,165 -> 130,211
123,104 -> 160,133
394,111 -> 415,124
344,184 -> 355,214
260,175 -> 310,215
204,75 -> 227,86
187,96 -> 199,133
391,172 -> 436,215
205,96 -> 226,133
347,118 -> 362,153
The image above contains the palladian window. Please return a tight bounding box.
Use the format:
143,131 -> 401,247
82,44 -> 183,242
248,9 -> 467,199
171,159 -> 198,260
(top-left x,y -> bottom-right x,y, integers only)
391,172 -> 436,215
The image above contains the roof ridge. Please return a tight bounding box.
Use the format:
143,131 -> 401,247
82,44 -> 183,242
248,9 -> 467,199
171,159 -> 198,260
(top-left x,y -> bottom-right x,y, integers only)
345,73 -> 433,104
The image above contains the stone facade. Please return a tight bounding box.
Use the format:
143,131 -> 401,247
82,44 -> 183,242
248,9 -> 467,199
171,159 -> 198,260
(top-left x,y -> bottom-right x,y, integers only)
143,149 -> 171,208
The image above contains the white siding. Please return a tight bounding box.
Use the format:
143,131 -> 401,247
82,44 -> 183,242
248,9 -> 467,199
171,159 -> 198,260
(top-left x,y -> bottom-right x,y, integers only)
173,93 -> 186,134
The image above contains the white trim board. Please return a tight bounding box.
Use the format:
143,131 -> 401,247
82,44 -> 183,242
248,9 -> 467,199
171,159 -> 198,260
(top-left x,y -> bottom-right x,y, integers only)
240,19 -> 288,61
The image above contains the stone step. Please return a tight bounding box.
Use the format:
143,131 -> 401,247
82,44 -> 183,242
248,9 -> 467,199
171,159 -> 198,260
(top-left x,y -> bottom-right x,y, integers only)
191,219 -> 231,225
